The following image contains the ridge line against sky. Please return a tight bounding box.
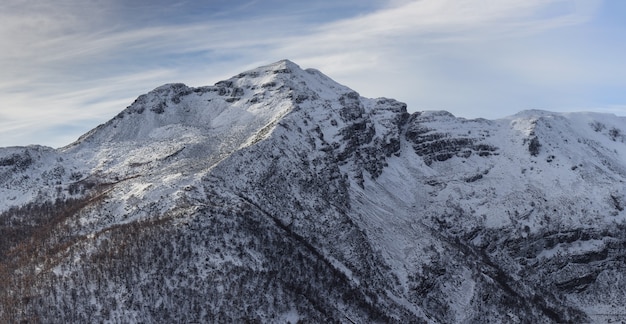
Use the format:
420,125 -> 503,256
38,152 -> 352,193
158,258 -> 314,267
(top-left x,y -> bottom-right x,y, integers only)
1,0 -> 625,148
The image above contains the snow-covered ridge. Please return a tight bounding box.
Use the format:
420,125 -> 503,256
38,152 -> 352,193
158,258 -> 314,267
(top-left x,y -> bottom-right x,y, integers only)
2,60 -> 626,322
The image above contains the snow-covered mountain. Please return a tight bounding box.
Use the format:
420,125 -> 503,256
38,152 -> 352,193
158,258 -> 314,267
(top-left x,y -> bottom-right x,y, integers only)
1,60 -> 626,323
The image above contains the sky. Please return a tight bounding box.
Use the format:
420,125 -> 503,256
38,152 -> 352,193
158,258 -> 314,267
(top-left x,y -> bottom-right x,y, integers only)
1,0 -> 625,148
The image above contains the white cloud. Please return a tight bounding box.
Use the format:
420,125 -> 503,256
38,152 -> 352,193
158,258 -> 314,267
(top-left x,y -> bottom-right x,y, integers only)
267,0 -> 609,118
275,0 -> 600,71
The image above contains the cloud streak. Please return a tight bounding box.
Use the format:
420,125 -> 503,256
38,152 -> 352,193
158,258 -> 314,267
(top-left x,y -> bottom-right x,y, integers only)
268,0 -> 610,117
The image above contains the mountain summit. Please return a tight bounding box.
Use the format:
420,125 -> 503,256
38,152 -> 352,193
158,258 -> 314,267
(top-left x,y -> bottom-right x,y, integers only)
1,60 -> 626,322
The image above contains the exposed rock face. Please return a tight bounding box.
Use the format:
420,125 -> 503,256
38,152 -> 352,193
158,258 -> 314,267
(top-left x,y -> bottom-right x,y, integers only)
405,111 -> 498,166
1,60 -> 626,323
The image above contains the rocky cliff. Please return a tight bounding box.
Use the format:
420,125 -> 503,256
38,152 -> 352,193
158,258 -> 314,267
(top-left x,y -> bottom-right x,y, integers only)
1,60 -> 625,323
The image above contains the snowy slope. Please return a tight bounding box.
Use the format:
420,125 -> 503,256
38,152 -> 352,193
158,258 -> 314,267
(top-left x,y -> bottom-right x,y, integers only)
1,60 -> 626,322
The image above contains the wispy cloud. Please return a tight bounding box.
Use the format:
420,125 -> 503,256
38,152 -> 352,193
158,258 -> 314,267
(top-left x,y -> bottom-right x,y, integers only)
271,0 -> 615,118
276,0 -> 601,73
0,69 -> 177,146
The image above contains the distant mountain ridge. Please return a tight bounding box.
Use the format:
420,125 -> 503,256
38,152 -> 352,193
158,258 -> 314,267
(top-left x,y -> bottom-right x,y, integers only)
1,60 -> 626,322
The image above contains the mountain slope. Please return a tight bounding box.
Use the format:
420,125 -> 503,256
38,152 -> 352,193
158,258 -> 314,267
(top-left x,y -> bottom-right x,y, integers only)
1,60 -> 626,322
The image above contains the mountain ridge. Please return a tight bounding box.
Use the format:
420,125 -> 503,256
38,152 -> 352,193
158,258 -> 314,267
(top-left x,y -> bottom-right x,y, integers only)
1,60 -> 626,322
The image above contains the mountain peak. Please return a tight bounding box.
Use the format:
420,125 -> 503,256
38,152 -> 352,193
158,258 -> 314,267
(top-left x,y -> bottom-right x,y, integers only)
508,109 -> 560,119
67,60 -> 362,148
4,60 -> 626,322
152,82 -> 189,92
263,58 -> 300,72
232,59 -> 303,80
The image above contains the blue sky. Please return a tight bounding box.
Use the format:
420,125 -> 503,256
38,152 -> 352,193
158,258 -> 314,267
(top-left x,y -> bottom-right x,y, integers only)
1,0 -> 624,147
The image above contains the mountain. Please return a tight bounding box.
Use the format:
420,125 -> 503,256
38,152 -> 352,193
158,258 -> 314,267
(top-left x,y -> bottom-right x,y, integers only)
1,59 -> 626,323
